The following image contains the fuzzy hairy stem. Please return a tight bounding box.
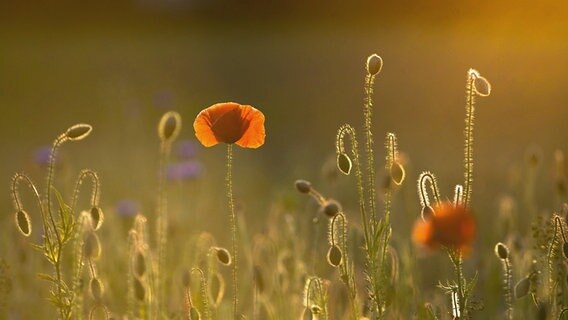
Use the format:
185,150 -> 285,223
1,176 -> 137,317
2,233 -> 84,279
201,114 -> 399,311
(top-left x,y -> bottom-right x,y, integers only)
226,144 -> 239,319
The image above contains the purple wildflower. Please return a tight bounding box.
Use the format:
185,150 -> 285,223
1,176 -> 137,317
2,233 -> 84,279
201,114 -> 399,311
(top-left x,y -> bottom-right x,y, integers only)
175,140 -> 198,159
34,145 -> 55,167
115,199 -> 140,218
166,160 -> 203,182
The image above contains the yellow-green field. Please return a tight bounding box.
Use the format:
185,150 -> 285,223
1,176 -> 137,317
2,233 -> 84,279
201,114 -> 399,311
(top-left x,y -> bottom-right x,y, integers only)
1,1 -> 567,319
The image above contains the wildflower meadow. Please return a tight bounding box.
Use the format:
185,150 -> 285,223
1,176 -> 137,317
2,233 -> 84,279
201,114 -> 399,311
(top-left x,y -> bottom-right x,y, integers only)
1,2 -> 567,319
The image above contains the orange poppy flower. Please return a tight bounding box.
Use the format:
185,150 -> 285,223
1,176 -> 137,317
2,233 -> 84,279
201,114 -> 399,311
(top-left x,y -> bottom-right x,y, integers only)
412,202 -> 475,254
193,102 -> 265,148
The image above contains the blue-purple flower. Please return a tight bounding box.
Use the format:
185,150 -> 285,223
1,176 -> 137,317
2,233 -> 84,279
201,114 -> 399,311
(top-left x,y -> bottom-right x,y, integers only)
166,160 -> 203,182
115,199 -> 140,218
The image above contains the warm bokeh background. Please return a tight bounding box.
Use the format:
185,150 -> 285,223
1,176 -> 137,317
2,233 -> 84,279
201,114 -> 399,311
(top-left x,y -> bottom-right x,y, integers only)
1,0 -> 567,317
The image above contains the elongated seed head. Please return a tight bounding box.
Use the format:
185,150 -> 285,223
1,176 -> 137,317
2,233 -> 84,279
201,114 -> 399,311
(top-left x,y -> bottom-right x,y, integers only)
366,54 -> 383,76
295,180 -> 312,194
65,124 -> 93,141
337,153 -> 352,175
15,210 -> 32,236
158,111 -> 182,144
495,242 -> 509,260
327,245 -> 343,267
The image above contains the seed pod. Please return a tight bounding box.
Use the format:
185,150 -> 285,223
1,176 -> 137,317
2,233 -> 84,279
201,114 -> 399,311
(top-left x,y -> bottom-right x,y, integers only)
89,277 -> 104,302
514,276 -> 530,299
366,54 -> 383,76
189,307 -> 201,320
158,111 -> 182,144
213,247 -> 232,266
494,242 -> 509,260
89,206 -> 104,231
389,162 -> 406,186
295,180 -> 312,194
133,277 -> 145,301
327,245 -> 343,267
472,74 -> 491,97
133,250 -> 146,278
208,272 -> 225,307
65,124 -> 93,141
15,210 -> 32,236
322,199 -> 341,217
336,153 -> 352,175
84,232 -> 101,260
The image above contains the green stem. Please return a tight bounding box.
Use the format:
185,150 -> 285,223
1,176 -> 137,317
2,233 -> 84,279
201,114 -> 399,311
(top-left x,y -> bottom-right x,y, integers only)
227,144 -> 238,319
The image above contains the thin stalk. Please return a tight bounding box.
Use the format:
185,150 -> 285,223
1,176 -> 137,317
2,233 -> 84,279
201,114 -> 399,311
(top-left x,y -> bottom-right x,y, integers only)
226,144 -> 238,319
156,140 -> 172,316
463,72 -> 476,209
363,72 -> 377,221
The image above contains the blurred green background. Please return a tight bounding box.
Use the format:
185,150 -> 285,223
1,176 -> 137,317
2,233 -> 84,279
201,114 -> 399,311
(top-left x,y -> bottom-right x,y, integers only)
0,0 -> 567,317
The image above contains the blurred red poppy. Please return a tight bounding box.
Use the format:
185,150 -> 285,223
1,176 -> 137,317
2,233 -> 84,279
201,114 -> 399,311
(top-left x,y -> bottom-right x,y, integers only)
193,102 -> 265,148
412,202 -> 475,254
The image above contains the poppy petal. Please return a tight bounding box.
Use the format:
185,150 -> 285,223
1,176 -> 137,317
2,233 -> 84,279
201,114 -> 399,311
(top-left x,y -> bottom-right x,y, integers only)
235,105 -> 265,148
194,103 -> 241,147
194,102 -> 265,148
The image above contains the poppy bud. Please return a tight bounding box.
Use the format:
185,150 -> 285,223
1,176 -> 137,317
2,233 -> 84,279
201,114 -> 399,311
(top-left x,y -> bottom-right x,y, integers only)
133,277 -> 145,301
327,245 -> 343,267
295,180 -> 312,194
514,276 -> 530,299
133,250 -> 146,278
337,153 -> 352,175
366,54 -> 383,76
15,210 -> 32,237
389,162 -> 405,186
213,247 -> 232,266
64,124 -> 93,141
495,242 -> 509,260
89,206 -> 104,231
158,111 -> 182,144
472,74 -> 491,97
89,277 -> 104,302
322,199 -> 341,217
84,232 -> 101,260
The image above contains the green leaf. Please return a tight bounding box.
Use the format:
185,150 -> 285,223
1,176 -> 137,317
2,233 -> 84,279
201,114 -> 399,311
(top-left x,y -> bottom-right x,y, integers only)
37,273 -> 58,284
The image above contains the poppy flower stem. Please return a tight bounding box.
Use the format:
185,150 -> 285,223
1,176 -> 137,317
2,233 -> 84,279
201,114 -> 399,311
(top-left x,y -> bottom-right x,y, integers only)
226,144 -> 238,319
